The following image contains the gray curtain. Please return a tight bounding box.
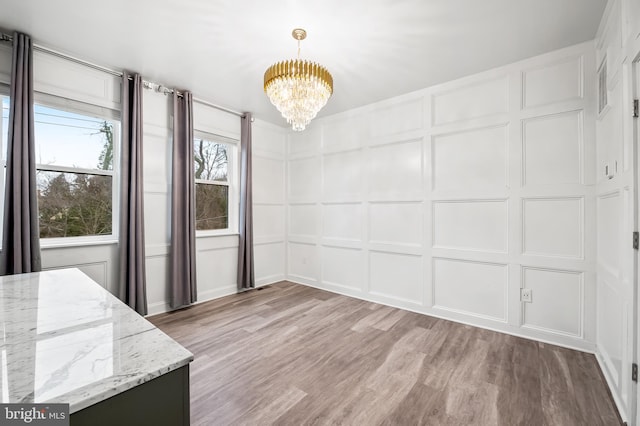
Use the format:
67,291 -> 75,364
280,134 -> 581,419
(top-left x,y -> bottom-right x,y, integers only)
0,32 -> 41,275
170,91 -> 197,309
237,113 -> 254,291
118,72 -> 147,315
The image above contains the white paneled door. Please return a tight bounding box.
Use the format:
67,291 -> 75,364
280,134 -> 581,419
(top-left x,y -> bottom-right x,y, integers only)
634,57 -> 640,426
597,54 -> 638,424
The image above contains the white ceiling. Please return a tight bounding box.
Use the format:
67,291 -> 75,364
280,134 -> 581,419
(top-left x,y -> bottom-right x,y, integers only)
0,0 -> 606,126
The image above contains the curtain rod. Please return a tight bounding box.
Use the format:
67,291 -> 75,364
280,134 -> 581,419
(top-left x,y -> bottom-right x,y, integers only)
0,32 -> 246,118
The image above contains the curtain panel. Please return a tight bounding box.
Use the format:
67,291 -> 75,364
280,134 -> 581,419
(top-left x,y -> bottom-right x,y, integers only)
237,113 -> 254,291
118,72 -> 148,315
170,91 -> 197,308
0,32 -> 41,275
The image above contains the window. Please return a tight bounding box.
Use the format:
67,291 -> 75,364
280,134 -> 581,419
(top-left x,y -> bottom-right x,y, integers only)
1,95 -> 7,149
193,134 -> 237,232
34,99 -> 119,240
598,58 -> 608,115
1,94 -> 8,238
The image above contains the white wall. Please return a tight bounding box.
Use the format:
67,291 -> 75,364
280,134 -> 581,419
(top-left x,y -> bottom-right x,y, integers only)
594,0 -> 640,423
0,42 -> 287,315
286,41 -> 597,352
142,91 -> 245,314
253,120 -> 287,286
0,43 -> 124,295
131,93 -> 288,315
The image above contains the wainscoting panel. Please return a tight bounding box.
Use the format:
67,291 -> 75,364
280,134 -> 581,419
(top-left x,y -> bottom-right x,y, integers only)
255,242 -> 286,285
433,257 -> 508,322
322,203 -> 363,242
432,125 -> 508,192
146,255 -> 170,312
34,50 -> 121,110
369,251 -> 423,305
597,276 -> 624,387
322,115 -> 367,153
597,191 -> 620,275
370,98 -> 424,138
522,197 -> 584,258
289,125 -> 321,158
289,204 -> 319,238
368,139 -> 423,200
41,250 -> 113,290
431,76 -> 509,126
323,150 -> 363,202
321,246 -> 364,292
521,267 -> 583,337
253,204 -> 285,239
433,200 -> 508,253
289,157 -> 321,202
253,156 -> 285,204
523,111 -> 583,186
369,202 -> 423,247
193,101 -> 240,140
522,55 -> 583,109
144,192 -> 170,246
288,242 -> 319,283
197,245 -> 238,297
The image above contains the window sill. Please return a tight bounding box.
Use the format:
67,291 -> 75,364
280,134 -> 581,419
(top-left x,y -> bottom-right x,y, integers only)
40,237 -> 118,250
196,231 -> 239,239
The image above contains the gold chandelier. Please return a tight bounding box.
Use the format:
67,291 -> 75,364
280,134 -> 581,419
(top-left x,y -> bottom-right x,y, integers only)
264,28 -> 333,131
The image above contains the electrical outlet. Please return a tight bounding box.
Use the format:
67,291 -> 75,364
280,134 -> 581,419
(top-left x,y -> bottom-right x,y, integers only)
521,288 -> 532,303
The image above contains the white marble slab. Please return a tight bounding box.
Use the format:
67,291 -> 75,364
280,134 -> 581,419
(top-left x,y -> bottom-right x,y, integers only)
0,268 -> 193,413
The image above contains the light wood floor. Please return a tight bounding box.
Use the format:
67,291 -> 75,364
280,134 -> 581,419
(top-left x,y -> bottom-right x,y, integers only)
150,282 -> 622,426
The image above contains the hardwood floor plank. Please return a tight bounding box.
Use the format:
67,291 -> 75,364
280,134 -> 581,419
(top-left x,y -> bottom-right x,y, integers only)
149,282 -> 622,425
492,337 -> 544,425
539,344 -> 585,426
350,305 -> 396,332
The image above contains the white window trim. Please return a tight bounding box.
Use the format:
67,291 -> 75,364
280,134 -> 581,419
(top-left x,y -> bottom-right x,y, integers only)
0,88 -> 9,249
34,93 -> 121,243
39,235 -> 118,249
193,130 -> 239,236
597,56 -> 610,118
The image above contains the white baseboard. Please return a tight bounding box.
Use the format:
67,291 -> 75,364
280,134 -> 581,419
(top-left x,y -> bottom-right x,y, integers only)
287,277 -> 596,354
594,351 -> 628,424
146,277 -> 286,316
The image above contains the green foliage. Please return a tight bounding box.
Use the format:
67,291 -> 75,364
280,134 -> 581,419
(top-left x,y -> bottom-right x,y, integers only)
38,120 -> 113,238
38,172 -> 112,238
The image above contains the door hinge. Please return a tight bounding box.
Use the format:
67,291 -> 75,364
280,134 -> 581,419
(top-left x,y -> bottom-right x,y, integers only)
633,363 -> 638,383
634,99 -> 639,118
634,232 -> 639,250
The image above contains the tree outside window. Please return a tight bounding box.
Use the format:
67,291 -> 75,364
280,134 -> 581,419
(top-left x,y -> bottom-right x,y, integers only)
34,103 -> 117,239
194,138 -> 230,231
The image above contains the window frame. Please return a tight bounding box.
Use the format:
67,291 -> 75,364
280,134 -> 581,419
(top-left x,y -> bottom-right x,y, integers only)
193,130 -> 239,236
0,86 -> 9,248
33,93 -> 121,247
597,56 -> 610,117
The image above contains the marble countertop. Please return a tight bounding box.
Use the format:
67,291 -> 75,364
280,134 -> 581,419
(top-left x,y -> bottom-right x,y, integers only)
0,268 -> 193,413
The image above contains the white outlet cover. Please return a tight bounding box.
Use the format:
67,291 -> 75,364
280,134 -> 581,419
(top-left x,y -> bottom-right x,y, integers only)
521,288 -> 533,303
